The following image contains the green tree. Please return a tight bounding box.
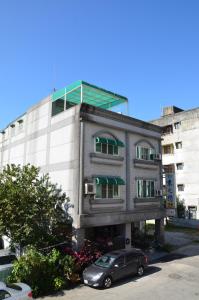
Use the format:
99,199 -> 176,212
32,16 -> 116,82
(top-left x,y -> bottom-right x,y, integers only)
0,164 -> 71,249
176,196 -> 185,218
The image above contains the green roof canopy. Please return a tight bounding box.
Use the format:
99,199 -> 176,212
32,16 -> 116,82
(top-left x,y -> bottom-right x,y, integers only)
95,176 -> 125,185
52,80 -> 128,110
96,137 -> 124,147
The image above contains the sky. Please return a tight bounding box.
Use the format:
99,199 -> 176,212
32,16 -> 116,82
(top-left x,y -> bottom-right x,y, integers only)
1,0 -> 199,129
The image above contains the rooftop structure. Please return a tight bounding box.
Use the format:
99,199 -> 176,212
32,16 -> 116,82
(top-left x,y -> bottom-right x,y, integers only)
52,80 -> 128,116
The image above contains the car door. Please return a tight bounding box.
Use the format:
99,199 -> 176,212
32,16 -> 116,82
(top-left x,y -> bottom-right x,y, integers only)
125,253 -> 139,276
110,255 -> 126,281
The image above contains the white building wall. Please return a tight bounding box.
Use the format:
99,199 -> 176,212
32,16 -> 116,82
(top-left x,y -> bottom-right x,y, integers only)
152,108 -> 199,219
0,97 -> 80,226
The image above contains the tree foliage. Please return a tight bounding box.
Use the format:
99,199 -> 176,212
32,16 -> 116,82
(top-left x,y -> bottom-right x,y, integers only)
176,196 -> 185,218
0,164 -> 71,249
8,247 -> 79,297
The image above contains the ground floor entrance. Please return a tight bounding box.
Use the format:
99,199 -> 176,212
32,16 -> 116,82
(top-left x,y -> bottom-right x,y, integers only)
77,218 -> 165,251
85,224 -> 125,252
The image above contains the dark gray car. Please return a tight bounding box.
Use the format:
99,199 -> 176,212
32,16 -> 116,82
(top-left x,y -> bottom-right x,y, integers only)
83,248 -> 148,288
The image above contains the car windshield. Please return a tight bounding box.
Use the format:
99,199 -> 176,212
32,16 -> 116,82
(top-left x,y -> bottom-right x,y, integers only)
95,255 -> 116,268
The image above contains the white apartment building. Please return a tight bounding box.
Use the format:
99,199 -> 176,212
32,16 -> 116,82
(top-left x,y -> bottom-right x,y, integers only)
152,106 -> 199,219
0,81 -> 165,248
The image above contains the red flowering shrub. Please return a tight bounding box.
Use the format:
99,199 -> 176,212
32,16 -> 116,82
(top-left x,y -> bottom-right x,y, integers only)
64,240 -> 102,271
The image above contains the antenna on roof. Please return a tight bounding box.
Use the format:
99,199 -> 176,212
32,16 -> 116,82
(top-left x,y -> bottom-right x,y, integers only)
52,63 -> 57,93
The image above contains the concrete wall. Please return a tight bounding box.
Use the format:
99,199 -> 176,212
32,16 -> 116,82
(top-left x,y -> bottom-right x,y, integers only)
0,97 -> 81,227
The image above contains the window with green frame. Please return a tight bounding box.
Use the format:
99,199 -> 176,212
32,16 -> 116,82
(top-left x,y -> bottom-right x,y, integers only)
96,184 -> 119,199
136,146 -> 155,161
95,137 -> 124,155
96,142 -> 118,155
136,179 -> 155,198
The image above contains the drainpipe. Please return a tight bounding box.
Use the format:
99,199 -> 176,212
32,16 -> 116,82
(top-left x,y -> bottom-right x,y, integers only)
79,120 -> 84,216
79,83 -> 84,217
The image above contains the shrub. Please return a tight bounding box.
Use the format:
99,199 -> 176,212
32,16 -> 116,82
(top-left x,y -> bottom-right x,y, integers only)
176,197 -> 186,218
62,254 -> 80,283
8,242 -> 102,297
64,240 -> 102,272
7,247 -> 79,297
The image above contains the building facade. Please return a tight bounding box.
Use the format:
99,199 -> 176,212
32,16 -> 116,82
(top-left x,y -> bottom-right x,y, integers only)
152,106 -> 199,219
0,81 -> 165,248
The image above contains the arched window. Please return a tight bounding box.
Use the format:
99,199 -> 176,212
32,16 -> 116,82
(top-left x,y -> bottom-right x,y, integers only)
135,140 -> 155,161
94,132 -> 124,156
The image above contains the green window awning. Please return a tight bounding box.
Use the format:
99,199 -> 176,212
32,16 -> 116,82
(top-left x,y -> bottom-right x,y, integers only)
95,176 -> 125,185
95,137 -> 124,147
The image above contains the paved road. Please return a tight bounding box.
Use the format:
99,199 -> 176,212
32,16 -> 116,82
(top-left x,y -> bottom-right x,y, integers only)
40,244 -> 199,300
165,231 -> 199,247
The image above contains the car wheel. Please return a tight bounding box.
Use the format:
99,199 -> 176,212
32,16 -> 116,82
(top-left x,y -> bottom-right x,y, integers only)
103,276 -> 112,288
137,265 -> 144,276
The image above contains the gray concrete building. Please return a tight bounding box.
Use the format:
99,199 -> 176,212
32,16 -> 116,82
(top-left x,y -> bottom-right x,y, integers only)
0,81 -> 165,248
151,106 -> 199,219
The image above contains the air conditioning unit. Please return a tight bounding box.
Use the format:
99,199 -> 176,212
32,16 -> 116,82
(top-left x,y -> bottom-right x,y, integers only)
155,189 -> 163,197
85,183 -> 96,195
154,153 -> 162,160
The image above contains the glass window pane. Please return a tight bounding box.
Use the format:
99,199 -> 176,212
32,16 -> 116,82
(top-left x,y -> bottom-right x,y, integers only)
146,148 -> 149,160
149,148 -> 155,160
102,143 -> 107,154
96,142 -> 101,152
115,256 -> 125,267
175,142 -> 182,149
141,148 -> 149,160
114,146 -> 118,155
136,146 -> 140,159
151,181 -> 155,197
136,180 -> 139,197
174,122 -> 181,129
96,185 -> 102,198
143,180 -> 146,197
108,144 -> 113,155
177,184 -> 184,191
141,148 -> 144,159
146,180 -> 150,197
108,184 -> 113,198
113,185 -> 119,197
102,185 -> 107,198
137,180 -> 142,198
176,163 -> 183,170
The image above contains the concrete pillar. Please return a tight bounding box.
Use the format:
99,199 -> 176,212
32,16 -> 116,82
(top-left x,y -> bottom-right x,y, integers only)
72,228 -> 85,250
125,223 -> 132,249
139,221 -> 145,233
154,218 -> 165,244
